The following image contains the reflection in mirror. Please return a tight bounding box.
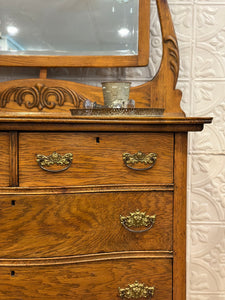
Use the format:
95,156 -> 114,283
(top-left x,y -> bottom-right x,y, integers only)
0,0 -> 139,56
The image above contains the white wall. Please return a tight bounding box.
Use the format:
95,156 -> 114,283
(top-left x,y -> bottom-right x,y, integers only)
0,0 -> 224,299
169,1 -> 225,299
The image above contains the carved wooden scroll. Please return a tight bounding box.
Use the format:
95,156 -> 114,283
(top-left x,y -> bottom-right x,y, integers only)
153,0 -> 183,115
164,35 -> 179,89
0,83 -> 86,111
129,0 -> 184,115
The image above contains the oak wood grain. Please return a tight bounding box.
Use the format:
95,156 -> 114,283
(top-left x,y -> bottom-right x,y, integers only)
0,185 -> 174,195
9,132 -> 18,187
0,191 -> 173,258
0,251 -> 173,266
0,116 -> 212,133
173,133 -> 187,300
0,0 -> 212,297
0,258 -> 172,299
0,132 -> 10,186
19,132 -> 174,187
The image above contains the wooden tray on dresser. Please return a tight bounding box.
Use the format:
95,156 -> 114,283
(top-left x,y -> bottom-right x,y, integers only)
0,0 -> 212,299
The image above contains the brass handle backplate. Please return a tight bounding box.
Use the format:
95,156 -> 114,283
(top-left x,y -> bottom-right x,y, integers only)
120,210 -> 156,233
36,152 -> 73,173
119,281 -> 155,299
122,151 -> 157,171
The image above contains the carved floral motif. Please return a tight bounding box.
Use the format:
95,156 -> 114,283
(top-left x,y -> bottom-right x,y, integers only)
0,83 -> 86,110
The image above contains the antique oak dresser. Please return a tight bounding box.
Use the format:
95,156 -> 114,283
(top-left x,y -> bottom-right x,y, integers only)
0,0 -> 211,299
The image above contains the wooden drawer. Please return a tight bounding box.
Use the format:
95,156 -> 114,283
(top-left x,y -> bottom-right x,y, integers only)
18,132 -> 174,187
0,191 -> 173,258
0,258 -> 172,299
0,132 -> 10,186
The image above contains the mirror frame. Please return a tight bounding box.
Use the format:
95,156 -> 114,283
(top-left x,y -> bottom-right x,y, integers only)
0,0 -> 150,68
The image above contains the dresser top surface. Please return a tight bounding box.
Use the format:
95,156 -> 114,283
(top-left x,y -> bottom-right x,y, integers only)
0,115 -> 212,132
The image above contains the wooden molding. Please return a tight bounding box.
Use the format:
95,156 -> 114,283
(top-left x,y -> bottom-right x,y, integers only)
0,251 -> 173,267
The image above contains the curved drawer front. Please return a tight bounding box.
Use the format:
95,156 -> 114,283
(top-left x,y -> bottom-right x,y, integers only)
18,132 -> 173,187
0,191 -> 172,258
0,259 -> 172,300
0,133 -> 10,187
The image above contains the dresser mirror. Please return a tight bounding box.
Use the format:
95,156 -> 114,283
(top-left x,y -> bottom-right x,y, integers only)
0,0 -> 150,67
0,0 -> 184,116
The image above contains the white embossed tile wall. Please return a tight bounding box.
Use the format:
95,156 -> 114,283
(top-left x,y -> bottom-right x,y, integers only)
0,0 -> 224,299
169,0 -> 225,299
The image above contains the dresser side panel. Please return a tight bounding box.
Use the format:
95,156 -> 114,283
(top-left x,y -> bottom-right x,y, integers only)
173,132 -> 187,300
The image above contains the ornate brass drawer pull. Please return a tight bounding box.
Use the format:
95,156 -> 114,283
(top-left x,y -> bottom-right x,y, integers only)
122,151 -> 157,171
120,210 -> 156,233
36,152 -> 73,173
119,281 -> 155,299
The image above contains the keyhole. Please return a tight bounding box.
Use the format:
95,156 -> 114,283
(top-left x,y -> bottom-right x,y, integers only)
96,137 -> 100,143
11,271 -> 15,276
11,200 -> 16,206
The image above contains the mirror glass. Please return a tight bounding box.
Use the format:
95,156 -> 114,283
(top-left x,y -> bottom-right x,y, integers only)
0,0 -> 139,56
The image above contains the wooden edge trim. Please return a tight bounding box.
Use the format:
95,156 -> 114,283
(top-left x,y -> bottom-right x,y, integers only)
0,185 -> 174,195
0,55 -> 140,68
173,132 -> 187,300
9,131 -> 18,187
0,123 -> 206,132
0,122 -> 210,133
138,0 -> 150,66
0,115 -> 213,123
0,251 -> 173,267
155,0 -> 179,87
